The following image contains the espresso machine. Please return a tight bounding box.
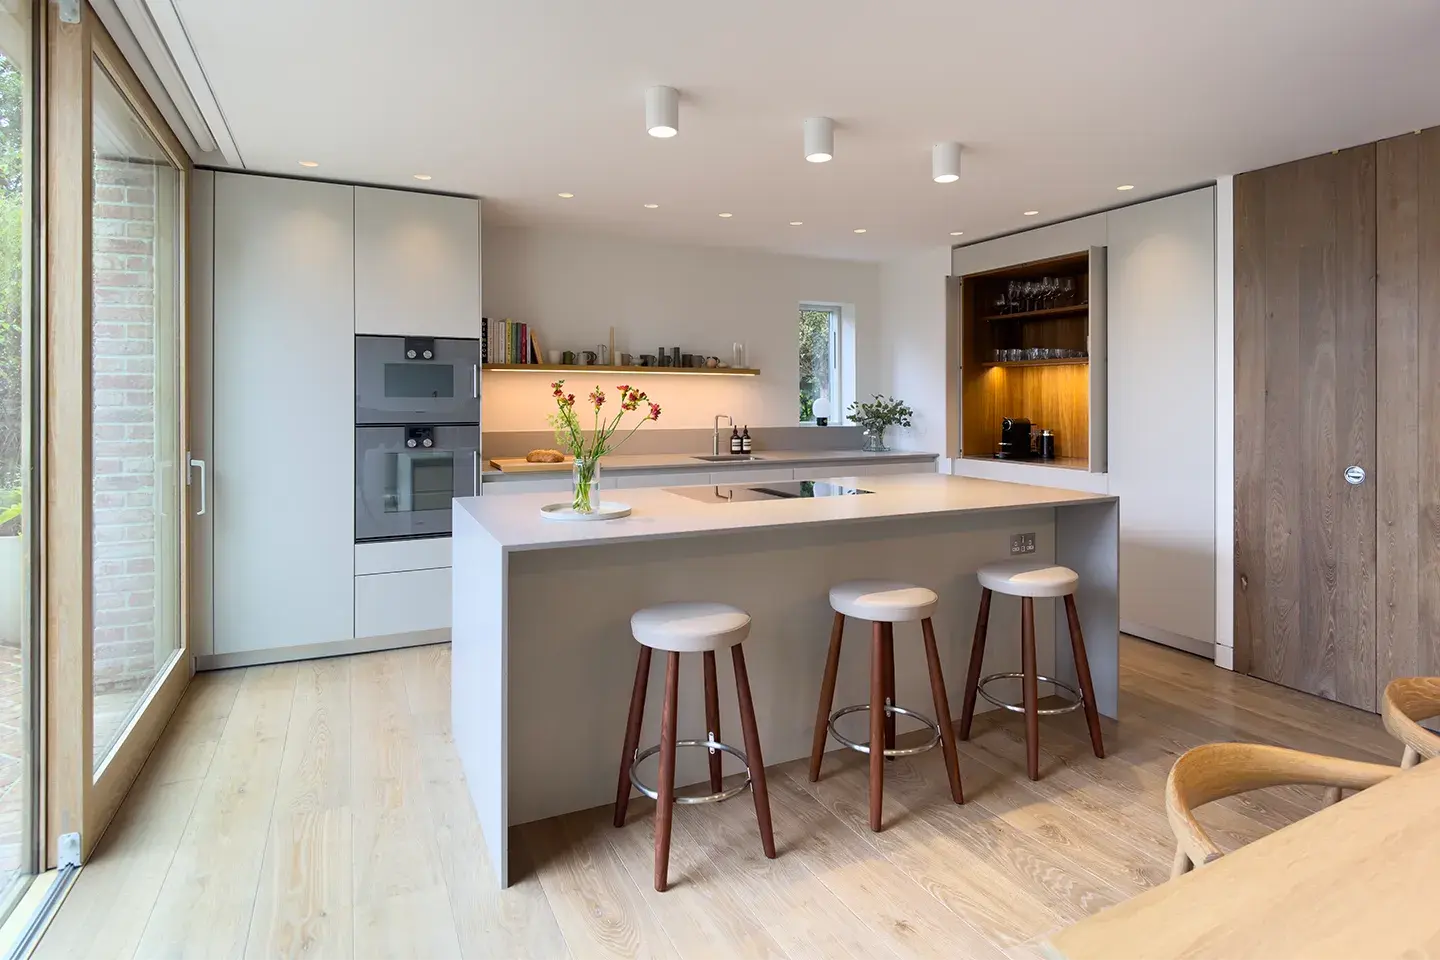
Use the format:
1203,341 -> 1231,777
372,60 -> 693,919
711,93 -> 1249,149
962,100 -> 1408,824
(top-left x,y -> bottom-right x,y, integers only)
995,417 -> 1034,459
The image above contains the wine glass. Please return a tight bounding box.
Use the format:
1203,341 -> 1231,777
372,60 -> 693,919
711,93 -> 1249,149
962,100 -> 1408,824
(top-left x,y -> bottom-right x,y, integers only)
1060,277 -> 1077,306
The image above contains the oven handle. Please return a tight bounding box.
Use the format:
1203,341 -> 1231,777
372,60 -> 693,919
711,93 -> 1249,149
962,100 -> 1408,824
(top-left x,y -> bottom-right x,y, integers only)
471,363 -> 478,399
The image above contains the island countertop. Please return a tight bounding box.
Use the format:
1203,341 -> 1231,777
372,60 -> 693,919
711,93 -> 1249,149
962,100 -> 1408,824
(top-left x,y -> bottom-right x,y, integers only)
457,473 -> 1115,551
480,447 -> 939,477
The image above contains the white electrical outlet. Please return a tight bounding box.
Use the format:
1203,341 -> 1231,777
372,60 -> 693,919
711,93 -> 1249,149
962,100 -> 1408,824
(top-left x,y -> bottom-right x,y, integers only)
1010,532 -> 1037,556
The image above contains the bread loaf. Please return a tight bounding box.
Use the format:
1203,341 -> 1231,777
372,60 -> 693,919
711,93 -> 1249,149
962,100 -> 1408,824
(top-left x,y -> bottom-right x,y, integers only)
525,449 -> 566,463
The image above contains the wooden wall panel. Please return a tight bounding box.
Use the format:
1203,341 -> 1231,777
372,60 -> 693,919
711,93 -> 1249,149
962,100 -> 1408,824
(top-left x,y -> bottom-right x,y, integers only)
1377,127 -> 1440,698
1234,145 -> 1377,711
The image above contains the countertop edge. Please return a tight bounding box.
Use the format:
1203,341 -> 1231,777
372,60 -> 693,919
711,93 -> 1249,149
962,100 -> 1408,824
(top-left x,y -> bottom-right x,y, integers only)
481,449 -> 940,479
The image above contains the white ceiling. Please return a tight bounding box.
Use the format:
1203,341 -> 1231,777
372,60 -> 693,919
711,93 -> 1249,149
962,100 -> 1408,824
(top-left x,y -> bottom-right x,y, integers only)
173,0 -> 1440,261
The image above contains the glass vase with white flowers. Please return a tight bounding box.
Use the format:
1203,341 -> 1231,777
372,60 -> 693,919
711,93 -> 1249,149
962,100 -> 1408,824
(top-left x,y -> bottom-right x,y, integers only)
548,380 -> 662,514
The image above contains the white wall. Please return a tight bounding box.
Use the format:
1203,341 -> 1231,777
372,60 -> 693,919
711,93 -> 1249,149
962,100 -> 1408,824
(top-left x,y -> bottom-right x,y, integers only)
878,247 -> 952,453
480,225 -> 881,431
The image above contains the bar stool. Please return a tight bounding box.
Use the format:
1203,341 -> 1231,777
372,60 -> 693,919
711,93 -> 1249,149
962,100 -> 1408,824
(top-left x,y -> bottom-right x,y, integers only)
1381,677 -> 1440,769
613,601 -> 775,892
808,581 -> 965,832
958,560 -> 1105,781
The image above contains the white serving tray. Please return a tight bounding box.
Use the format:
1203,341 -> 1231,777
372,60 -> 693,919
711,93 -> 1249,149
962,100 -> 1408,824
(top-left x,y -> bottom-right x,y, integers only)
539,501 -> 633,522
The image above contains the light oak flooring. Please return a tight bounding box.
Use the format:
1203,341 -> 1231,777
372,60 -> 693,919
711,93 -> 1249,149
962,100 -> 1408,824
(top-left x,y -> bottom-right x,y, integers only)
35,637 -> 1401,960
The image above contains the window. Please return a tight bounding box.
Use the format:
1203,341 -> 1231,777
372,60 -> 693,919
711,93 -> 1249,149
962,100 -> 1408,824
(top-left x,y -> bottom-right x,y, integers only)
799,305 -> 840,423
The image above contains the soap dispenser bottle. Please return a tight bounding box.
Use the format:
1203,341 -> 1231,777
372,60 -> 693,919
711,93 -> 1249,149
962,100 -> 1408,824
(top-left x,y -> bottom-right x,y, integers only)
741,426 -> 752,454
730,426 -> 742,454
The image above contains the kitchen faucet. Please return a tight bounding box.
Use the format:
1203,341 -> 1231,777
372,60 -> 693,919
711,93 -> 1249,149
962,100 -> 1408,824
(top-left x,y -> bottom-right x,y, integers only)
713,414 -> 733,455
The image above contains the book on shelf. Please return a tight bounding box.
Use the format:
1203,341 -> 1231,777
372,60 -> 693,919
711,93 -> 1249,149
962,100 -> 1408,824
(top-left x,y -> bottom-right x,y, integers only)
480,317 -> 546,365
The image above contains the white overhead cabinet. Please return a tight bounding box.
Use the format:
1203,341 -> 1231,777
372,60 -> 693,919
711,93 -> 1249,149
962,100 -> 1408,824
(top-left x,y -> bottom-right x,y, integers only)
354,186 -> 482,338
212,173 -> 357,657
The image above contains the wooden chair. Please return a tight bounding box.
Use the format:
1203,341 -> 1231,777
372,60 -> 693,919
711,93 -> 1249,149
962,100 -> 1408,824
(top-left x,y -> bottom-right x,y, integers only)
1381,677 -> 1440,769
1165,742 -> 1398,879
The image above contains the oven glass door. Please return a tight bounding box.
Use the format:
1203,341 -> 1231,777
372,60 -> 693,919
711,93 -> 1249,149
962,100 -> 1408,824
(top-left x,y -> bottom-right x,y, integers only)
356,335 -> 480,425
356,425 -> 478,541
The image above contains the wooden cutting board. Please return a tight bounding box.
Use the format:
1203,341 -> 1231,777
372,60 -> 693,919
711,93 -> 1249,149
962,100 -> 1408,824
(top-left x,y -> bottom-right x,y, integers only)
488,456 -> 575,473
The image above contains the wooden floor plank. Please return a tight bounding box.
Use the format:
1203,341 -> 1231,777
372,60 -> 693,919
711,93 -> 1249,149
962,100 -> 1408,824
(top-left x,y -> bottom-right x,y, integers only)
131,663 -> 300,960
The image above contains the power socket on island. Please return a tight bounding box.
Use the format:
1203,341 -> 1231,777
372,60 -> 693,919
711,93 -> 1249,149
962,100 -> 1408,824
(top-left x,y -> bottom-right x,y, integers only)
1010,532 -> 1037,556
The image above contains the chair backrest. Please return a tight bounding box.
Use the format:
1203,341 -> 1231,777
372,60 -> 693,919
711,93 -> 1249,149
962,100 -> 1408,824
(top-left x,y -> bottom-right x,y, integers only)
1382,677 -> 1440,766
1166,742 -> 1397,867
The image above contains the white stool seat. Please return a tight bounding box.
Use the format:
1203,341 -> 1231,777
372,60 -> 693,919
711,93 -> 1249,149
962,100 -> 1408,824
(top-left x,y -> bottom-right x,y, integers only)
829,581 -> 938,623
976,560 -> 1079,599
631,602 -> 752,653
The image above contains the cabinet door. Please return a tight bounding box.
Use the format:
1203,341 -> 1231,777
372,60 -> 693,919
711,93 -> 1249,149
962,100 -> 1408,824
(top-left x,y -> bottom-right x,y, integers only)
711,467 -> 795,484
612,470 -> 710,489
480,477 -> 571,495
355,568 -> 451,638
1087,246 -> 1108,473
355,187 -> 481,338
213,174 -> 355,654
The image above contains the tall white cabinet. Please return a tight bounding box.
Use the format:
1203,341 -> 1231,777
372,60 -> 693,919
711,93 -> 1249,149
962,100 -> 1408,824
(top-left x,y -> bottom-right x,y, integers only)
194,173 -> 482,667
211,173 -> 357,657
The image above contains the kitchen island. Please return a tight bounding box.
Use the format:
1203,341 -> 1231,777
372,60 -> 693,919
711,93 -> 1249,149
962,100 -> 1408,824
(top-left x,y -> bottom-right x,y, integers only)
453,473 -> 1119,886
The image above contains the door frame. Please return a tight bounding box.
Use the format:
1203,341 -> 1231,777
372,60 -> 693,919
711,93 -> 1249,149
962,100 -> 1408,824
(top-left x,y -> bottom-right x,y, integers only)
44,2 -> 192,866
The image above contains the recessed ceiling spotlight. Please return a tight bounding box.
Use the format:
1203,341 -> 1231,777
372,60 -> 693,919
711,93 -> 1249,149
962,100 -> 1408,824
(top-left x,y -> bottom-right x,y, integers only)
645,86 -> 679,138
643,203 -> 659,208
413,174 -> 433,181
558,192 -> 575,198
1023,210 -> 1039,216
298,160 -> 319,167
804,117 -> 835,163
932,142 -> 962,183
950,231 -> 964,236
1116,184 -> 1135,191
789,221 -> 804,226
718,212 -> 733,218
853,228 -> 867,234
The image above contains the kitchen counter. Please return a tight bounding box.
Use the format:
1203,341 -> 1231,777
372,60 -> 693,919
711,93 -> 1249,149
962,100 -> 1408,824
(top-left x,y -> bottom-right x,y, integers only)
481,447 -> 938,478
452,474 -> 1119,887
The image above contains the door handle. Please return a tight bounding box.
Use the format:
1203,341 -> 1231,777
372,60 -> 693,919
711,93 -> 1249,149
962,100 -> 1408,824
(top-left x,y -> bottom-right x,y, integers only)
1344,465 -> 1366,485
188,455 -> 207,516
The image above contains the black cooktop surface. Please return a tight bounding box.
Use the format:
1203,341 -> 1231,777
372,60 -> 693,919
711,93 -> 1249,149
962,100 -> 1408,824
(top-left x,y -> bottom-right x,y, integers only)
665,480 -> 875,503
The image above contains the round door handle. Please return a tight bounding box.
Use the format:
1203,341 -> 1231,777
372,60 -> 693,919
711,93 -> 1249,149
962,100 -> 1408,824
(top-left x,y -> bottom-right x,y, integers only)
1344,465 -> 1366,485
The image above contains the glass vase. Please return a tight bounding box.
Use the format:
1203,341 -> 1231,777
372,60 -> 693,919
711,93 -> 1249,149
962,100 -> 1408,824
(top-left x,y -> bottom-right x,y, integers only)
862,428 -> 889,453
572,458 -> 601,514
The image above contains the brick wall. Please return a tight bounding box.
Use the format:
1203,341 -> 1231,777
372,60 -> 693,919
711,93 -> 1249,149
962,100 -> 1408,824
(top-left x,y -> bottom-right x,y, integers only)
92,159 -> 159,692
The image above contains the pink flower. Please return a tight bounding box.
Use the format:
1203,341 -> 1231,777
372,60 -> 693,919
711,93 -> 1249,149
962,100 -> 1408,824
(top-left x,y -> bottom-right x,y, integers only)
589,388 -> 606,410
648,402 -> 662,421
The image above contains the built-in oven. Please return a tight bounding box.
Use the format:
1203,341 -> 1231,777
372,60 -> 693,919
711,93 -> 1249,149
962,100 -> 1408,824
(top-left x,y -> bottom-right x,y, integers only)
355,424 -> 479,541
355,335 -> 480,425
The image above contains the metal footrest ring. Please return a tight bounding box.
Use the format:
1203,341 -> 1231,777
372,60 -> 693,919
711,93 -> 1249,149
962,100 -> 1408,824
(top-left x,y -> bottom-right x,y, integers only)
827,702 -> 941,757
630,739 -> 751,805
977,672 -> 1084,716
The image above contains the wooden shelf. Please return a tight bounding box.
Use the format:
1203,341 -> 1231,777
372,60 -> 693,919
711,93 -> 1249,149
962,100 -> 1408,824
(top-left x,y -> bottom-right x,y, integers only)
980,303 -> 1089,323
482,364 -> 760,376
980,358 -> 1089,369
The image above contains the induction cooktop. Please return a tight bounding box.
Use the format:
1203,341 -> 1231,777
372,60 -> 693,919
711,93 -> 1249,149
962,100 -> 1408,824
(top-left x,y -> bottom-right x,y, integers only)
665,480 -> 875,503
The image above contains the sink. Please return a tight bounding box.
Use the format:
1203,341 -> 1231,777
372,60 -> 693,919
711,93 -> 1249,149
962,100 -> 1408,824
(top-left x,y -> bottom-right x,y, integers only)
691,454 -> 767,462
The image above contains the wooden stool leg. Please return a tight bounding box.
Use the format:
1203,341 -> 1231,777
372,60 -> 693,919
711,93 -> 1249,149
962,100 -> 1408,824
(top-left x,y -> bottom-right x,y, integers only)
654,651 -> 680,892
1402,745 -> 1421,770
882,622 -> 897,754
732,645 -> 776,859
1170,846 -> 1192,879
958,588 -> 992,740
921,617 -> 965,805
703,651 -> 723,793
1021,597 -> 1040,781
809,612 -> 845,782
869,621 -> 886,831
613,645 -> 652,827
1063,594 -> 1106,760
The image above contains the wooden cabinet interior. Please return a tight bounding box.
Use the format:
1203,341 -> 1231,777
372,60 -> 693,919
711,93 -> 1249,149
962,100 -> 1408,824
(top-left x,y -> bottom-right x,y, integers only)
960,251 -> 1092,463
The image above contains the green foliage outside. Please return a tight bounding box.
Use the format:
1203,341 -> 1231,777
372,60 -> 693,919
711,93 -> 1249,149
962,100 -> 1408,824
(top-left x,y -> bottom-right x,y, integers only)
0,53 -> 24,535
798,308 -> 830,421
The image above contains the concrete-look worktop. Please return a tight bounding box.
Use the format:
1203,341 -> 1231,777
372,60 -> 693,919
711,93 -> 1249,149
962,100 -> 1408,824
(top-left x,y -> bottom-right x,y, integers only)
481,448 -> 939,479
452,474 -> 1118,886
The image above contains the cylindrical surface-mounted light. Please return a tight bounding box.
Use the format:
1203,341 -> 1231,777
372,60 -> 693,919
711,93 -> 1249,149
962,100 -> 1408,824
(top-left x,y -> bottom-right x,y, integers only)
804,117 -> 835,162
646,86 -> 679,138
933,141 -> 962,183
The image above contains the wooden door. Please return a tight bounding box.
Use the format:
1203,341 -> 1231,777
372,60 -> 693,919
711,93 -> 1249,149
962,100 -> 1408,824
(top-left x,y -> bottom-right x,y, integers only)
1234,145 -> 1378,710
1376,128 -> 1440,698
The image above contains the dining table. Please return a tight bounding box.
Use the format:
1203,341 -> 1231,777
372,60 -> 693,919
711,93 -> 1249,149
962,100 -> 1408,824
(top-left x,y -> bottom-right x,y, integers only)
1043,753 -> 1438,960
